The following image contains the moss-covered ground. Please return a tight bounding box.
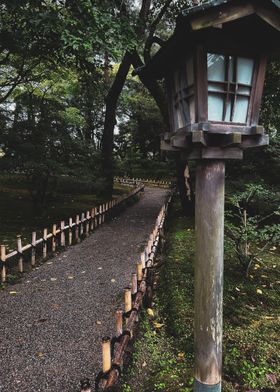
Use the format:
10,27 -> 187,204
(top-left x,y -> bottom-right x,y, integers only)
121,199 -> 280,392
0,174 -> 128,251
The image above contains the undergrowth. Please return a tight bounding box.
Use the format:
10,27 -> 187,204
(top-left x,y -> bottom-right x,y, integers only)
121,199 -> 280,392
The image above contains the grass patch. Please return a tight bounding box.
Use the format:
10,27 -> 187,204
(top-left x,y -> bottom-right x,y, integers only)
122,198 -> 280,391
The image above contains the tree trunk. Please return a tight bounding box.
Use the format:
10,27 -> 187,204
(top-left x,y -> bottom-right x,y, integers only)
101,52 -> 132,196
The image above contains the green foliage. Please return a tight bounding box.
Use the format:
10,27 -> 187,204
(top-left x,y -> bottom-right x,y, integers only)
225,183 -> 280,274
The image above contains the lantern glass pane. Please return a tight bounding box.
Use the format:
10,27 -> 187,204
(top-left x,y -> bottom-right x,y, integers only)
233,96 -> 249,123
207,52 -> 254,124
237,58 -> 254,85
208,94 -> 224,121
207,54 -> 225,82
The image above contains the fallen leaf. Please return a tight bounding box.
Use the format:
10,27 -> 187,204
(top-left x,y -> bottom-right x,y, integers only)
81,271 -> 86,274
269,246 -> 276,251
142,361 -> 147,367
256,289 -> 263,294
47,262 -> 53,265
9,291 -> 17,295
153,321 -> 164,329
96,320 -> 102,325
111,278 -> 116,283
68,276 -> 74,280
235,287 -> 241,292
52,304 -> 60,310
178,352 -> 185,359
36,352 -> 44,358
147,308 -> 154,317
98,267 -> 102,270
50,278 -> 57,282
266,373 -> 277,385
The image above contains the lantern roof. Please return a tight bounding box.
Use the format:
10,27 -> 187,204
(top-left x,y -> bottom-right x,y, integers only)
135,0 -> 280,80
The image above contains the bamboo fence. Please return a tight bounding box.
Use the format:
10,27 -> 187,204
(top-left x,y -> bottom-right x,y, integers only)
115,177 -> 172,189
0,184 -> 144,283
81,192 -> 174,392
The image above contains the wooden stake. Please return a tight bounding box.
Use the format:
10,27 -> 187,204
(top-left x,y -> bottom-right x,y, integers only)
43,228 -> 48,258
1,245 -> 6,282
17,235 -> 23,273
102,337 -> 111,373
141,252 -> 146,268
60,221 -> 65,247
31,231 -> 36,266
52,224 -> 56,252
99,205 -> 102,225
116,308 -> 123,337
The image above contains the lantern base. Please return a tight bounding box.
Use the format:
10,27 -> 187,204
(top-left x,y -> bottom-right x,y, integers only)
193,379 -> 221,392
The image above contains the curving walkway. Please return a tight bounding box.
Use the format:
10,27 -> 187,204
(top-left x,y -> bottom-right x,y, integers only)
0,187 -> 168,392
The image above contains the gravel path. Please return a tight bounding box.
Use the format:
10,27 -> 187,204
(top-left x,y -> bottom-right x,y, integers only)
0,187 -> 168,392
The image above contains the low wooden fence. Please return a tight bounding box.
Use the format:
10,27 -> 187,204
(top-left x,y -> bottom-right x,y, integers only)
115,177 -> 172,189
0,184 -> 144,283
80,192 -> 173,392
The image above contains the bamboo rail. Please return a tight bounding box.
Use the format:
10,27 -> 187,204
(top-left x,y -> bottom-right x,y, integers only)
90,191 -> 173,392
0,183 -> 144,283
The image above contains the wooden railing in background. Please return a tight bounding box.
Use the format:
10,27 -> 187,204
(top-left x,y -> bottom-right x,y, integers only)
0,184 -> 144,283
115,177 -> 172,189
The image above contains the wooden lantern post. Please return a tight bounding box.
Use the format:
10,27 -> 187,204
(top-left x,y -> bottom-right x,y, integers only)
134,1 -> 280,390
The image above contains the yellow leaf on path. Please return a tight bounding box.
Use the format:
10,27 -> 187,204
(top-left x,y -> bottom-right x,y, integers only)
235,287 -> 241,292
147,308 -> 154,317
249,275 -> 254,279
50,278 -> 57,282
9,291 -> 17,295
254,264 -> 260,269
256,289 -> 263,295
36,352 -> 44,358
178,352 -> 185,359
68,276 -> 74,280
111,279 -> 116,283
96,320 -> 102,325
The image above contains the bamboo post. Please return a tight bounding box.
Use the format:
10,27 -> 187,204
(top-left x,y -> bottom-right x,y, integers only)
75,215 -> 80,243
43,228 -> 48,258
99,205 -> 102,225
52,224 -> 56,252
31,231 -> 36,266
141,252 -> 146,269
137,262 -> 143,282
102,337 -> 111,373
116,308 -> 123,337
86,211 -> 90,236
17,235 -> 23,273
94,207 -> 97,228
80,213 -> 84,237
69,218 -> 73,246
1,245 -> 6,283
131,272 -> 137,296
90,208 -> 95,231
194,161 -> 225,392
60,221 -> 65,247
124,287 -> 132,324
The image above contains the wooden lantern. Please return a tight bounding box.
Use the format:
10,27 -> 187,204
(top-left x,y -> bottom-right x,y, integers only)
137,0 -> 280,160
135,1 -> 280,391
